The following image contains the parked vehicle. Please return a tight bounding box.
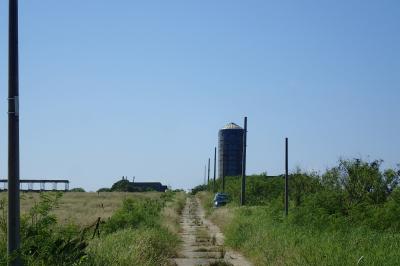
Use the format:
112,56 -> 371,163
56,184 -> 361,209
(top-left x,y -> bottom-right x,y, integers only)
213,192 -> 229,207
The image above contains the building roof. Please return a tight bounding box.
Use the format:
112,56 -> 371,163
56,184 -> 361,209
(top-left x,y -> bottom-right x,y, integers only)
221,122 -> 243,130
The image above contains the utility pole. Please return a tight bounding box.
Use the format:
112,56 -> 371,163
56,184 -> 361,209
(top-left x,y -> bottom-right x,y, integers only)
285,138 -> 289,216
204,165 -> 206,185
240,117 -> 247,206
213,147 -> 216,193
8,0 -> 21,264
207,158 -> 210,185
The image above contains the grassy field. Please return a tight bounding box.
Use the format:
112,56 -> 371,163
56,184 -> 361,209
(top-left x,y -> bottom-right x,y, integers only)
0,191 -> 162,227
0,191 -> 186,265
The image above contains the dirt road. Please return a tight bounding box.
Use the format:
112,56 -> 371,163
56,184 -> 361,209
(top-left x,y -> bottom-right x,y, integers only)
172,196 -> 252,266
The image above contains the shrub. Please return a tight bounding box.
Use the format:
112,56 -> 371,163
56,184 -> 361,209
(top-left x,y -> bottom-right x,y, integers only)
102,198 -> 163,234
200,158 -> 400,232
110,179 -> 131,192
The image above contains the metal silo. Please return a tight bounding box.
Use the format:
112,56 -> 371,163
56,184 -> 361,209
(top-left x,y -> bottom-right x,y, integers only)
218,123 -> 244,184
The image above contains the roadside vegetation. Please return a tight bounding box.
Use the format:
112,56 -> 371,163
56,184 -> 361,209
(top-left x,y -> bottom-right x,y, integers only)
0,190 -> 186,265
198,158 -> 400,265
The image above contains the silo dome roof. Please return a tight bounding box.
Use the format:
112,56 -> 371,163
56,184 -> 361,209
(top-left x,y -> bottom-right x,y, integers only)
222,122 -> 243,130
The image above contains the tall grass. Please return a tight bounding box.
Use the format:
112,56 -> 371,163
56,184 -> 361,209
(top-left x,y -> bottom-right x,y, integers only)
84,191 -> 184,265
85,227 -> 177,266
0,193 -> 87,266
0,191 -> 185,265
198,158 -> 400,265
224,206 -> 400,265
0,191 -> 162,227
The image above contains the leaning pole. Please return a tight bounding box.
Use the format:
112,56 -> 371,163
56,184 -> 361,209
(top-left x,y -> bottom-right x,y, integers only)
8,0 -> 21,264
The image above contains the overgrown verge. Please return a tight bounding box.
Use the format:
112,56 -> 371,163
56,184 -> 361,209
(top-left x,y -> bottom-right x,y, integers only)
1,193 -> 86,266
85,191 -> 186,265
224,206 -> 400,265
0,191 -> 186,266
161,192 -> 186,234
197,158 -> 400,265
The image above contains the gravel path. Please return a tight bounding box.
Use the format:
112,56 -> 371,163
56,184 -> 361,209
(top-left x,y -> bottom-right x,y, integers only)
172,196 -> 252,266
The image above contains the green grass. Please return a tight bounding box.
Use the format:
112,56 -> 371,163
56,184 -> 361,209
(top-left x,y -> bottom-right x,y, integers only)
85,227 -> 178,266
84,191 -> 184,266
223,206 -> 400,266
199,188 -> 400,266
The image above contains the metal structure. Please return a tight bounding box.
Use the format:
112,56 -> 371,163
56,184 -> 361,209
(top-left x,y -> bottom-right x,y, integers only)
240,117 -> 248,206
218,123 -> 244,191
0,179 -> 70,192
8,0 -> 20,263
285,138 -> 289,216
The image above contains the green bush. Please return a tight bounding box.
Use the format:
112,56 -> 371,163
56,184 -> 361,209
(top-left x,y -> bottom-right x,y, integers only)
203,158 -> 400,232
209,175 -> 285,206
191,184 -> 208,195
110,179 -> 131,192
102,198 -> 163,234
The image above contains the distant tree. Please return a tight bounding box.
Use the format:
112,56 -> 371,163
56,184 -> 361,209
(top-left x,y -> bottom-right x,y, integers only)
111,179 -> 131,192
69,187 -> 85,192
191,184 -> 207,195
97,188 -> 111,192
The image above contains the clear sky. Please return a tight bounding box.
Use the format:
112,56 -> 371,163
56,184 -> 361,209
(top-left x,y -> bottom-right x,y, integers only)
0,1 -> 399,191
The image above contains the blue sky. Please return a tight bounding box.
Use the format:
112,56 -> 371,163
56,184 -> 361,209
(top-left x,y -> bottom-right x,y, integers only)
0,1 -> 399,191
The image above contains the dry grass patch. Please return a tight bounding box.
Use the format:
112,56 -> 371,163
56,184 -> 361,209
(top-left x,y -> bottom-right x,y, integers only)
0,191 -> 162,227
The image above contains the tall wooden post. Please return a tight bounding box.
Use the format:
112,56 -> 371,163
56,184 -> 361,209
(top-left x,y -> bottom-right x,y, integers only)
207,158 -> 210,185
204,165 -> 206,185
285,138 -> 289,216
240,117 -> 247,206
8,0 -> 21,264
